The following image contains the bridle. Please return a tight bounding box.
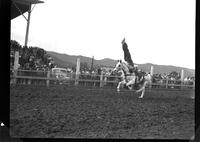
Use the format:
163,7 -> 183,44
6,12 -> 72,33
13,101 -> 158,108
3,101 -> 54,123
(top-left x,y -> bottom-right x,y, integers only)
115,62 -> 132,78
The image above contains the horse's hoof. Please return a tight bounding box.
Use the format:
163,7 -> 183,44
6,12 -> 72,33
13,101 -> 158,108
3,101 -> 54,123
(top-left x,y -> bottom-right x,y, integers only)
117,89 -> 120,92
139,96 -> 143,99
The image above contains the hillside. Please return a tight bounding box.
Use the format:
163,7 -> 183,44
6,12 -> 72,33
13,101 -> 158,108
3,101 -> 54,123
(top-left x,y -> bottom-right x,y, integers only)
47,51 -> 195,77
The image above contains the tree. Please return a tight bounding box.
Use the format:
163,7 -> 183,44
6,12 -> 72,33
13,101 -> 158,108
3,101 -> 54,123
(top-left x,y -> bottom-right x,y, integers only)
43,54 -> 50,65
10,40 -> 57,70
80,62 -> 90,71
20,46 -> 30,67
10,40 -> 22,52
36,48 -> 46,60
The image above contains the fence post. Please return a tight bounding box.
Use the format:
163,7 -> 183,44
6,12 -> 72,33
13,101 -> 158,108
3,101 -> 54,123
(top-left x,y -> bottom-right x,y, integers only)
181,69 -> 184,89
149,66 -> 154,88
193,80 -> 195,88
13,51 -> 20,85
100,71 -> 104,88
75,58 -> 80,86
13,69 -> 17,85
166,78 -> 168,88
46,70 -> 50,87
14,51 -> 20,69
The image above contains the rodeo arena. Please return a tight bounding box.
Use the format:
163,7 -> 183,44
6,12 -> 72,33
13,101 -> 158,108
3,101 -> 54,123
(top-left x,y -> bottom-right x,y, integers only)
9,0 -> 195,139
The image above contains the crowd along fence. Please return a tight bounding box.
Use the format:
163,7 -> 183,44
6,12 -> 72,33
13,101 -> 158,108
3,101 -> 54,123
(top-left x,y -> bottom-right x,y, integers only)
10,69 -> 195,89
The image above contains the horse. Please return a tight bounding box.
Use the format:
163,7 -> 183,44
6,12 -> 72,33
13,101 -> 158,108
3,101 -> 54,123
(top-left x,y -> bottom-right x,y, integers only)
113,60 -> 152,98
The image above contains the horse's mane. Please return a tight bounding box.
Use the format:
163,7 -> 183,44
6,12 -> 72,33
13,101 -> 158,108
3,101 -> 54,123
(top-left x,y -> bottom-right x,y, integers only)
121,62 -> 130,74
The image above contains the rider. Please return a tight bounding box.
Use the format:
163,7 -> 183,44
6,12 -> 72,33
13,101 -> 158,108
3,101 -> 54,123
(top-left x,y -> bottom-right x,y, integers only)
121,38 -> 143,83
121,38 -> 134,73
135,68 -> 144,83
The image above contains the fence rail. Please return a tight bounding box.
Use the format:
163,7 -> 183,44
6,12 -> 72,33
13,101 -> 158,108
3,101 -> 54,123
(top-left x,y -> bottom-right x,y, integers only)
10,69 -> 195,89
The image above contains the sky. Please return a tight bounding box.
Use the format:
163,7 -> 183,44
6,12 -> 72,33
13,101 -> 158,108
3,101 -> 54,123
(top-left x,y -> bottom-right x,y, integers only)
11,0 -> 195,69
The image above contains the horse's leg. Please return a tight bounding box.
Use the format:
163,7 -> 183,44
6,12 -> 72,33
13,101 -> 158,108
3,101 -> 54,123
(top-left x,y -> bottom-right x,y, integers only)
117,82 -> 121,91
139,87 -> 145,98
127,84 -> 132,90
117,81 -> 122,92
126,78 -> 135,87
117,80 -> 126,92
136,81 -> 147,98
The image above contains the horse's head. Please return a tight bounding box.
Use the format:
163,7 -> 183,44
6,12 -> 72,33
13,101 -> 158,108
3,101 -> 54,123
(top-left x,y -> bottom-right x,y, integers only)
113,60 -> 123,72
113,60 -> 130,75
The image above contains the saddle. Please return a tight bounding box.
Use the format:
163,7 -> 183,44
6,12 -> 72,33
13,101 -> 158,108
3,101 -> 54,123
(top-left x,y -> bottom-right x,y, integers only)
127,65 -> 135,73
136,75 -> 144,84
135,71 -> 144,84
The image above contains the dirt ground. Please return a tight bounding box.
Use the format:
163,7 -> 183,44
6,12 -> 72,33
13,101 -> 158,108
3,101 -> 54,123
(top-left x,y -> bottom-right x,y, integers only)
10,85 -> 194,139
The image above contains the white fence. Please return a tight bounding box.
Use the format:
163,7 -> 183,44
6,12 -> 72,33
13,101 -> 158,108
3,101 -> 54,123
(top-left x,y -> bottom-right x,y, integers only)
10,69 -> 195,89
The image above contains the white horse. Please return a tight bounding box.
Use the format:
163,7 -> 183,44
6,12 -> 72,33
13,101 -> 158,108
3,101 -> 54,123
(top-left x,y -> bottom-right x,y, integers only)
113,60 -> 152,98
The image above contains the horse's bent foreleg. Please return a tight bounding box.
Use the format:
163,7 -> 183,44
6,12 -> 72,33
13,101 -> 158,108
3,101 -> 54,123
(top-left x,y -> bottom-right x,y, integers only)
126,78 -> 135,86
127,84 -> 133,90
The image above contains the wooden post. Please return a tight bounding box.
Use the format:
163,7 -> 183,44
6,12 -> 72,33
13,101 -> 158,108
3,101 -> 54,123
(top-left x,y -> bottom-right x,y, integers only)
150,66 -> 154,76
13,69 -> 17,85
149,66 -> 154,88
166,78 -> 168,88
75,58 -> 80,86
100,71 -> 104,88
181,69 -> 184,88
46,70 -> 50,87
24,4 -> 32,47
193,80 -> 195,88
13,51 -> 20,85
14,51 -> 20,70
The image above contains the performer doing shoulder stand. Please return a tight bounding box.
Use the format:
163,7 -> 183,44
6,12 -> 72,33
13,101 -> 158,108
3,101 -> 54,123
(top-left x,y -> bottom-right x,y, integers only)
121,38 -> 134,73
121,38 -> 143,83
